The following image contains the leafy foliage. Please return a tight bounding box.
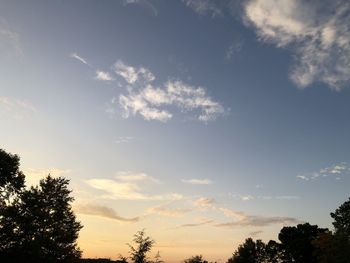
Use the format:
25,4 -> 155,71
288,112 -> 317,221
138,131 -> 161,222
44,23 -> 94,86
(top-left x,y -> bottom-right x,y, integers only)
127,230 -> 155,263
331,197 -> 350,238
0,149 -> 82,263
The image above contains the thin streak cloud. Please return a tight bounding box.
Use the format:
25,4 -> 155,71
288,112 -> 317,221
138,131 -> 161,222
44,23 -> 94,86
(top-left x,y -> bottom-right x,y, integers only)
70,52 -> 90,66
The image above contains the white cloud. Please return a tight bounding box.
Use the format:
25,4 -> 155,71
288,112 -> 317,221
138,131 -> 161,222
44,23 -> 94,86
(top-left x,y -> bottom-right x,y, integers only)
181,178 -> 213,185
24,168 -> 70,186
96,70 -> 114,81
0,97 -> 37,119
297,162 -> 349,181
182,0 -> 222,17
114,60 -> 155,84
86,173 -> 183,201
296,175 -> 309,181
75,203 -> 139,223
244,0 -> 350,90
70,52 -> 90,66
113,61 -> 225,122
320,163 -> 347,175
241,195 -> 254,201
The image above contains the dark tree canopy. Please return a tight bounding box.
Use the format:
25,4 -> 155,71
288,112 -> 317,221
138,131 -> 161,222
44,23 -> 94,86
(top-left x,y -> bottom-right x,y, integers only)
229,238 -> 267,263
0,149 -> 25,203
278,223 -> 327,263
0,149 -> 82,263
331,197 -> 350,238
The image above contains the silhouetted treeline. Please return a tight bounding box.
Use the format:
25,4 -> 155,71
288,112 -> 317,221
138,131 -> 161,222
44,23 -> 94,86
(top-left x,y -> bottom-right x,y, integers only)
80,259 -> 126,263
1,148 -> 350,263
228,198 -> 350,263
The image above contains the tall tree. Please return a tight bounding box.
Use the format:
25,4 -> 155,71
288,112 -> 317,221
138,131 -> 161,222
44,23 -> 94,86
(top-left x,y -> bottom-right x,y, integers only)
16,176 -> 82,262
127,230 -> 155,263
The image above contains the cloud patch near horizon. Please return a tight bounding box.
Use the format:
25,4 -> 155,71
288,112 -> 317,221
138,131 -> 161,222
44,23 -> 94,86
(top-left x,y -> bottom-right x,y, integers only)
243,0 -> 350,90
181,178 -> 213,185
216,207 -> 301,228
86,172 -> 183,201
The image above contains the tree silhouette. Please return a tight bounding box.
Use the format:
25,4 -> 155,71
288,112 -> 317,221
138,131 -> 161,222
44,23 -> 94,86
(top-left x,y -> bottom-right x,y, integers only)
0,149 -> 82,263
331,197 -> 350,238
183,255 -> 208,263
228,238 -> 267,263
127,230 -> 155,263
0,149 -> 24,204
278,223 -> 327,263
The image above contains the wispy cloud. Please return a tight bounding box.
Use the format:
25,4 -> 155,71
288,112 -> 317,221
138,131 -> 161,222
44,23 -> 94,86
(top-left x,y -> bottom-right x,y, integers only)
86,172 -> 182,201
115,171 -> 161,184
75,203 -> 139,223
122,0 -> 158,16
177,219 -> 215,228
70,52 -> 90,66
215,206 -> 302,228
114,60 -> 155,84
146,203 -> 192,217
96,70 -> 114,81
0,17 -> 22,56
114,60 -> 225,122
193,197 -> 216,208
181,178 -> 213,185
114,136 -> 134,144
182,0 -> 222,17
225,39 -> 243,61
296,162 -> 349,181
244,0 -> 350,90
0,97 -> 37,119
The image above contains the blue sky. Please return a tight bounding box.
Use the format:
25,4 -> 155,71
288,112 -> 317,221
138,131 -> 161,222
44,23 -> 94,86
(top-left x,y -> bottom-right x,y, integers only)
1,0 -> 350,261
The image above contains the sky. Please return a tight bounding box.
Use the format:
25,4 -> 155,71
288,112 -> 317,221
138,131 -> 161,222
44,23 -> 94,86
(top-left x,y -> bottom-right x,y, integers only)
1,0 -> 350,262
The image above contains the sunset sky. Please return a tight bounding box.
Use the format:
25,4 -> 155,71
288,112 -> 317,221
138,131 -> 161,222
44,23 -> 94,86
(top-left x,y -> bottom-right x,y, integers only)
1,0 -> 350,262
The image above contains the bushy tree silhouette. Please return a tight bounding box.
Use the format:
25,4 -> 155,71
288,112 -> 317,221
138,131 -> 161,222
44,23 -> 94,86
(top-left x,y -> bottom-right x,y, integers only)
0,149 -> 82,263
183,255 -> 208,263
331,197 -> 350,238
228,238 -> 267,263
